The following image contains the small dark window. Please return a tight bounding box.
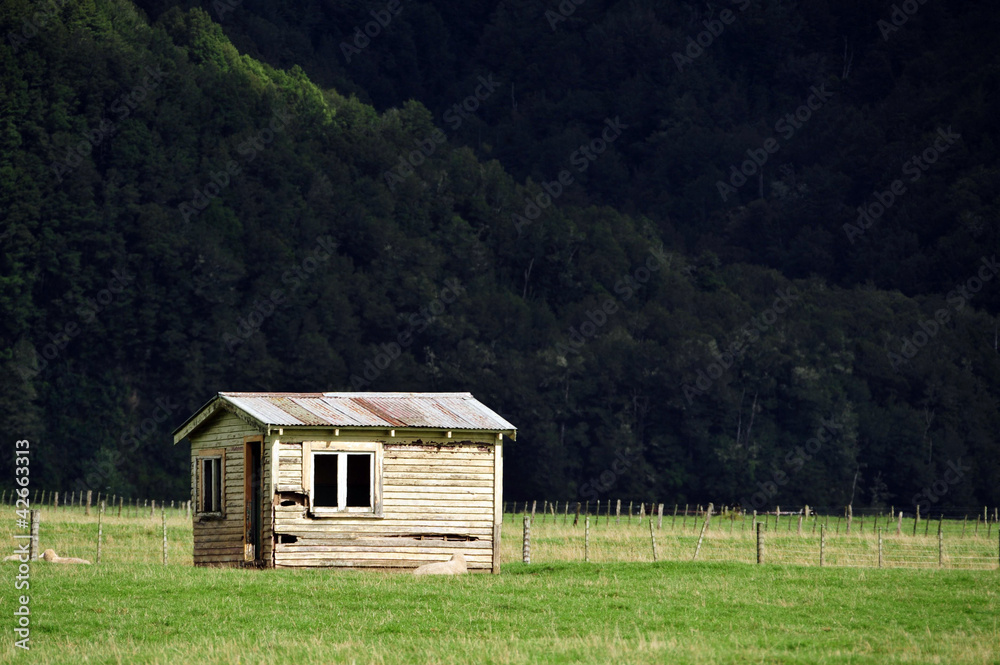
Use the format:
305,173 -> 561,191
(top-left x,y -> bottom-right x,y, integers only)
313,454 -> 338,508
199,457 -> 222,513
346,454 -> 371,507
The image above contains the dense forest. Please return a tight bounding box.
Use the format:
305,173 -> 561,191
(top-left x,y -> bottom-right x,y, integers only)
1,0 -> 998,513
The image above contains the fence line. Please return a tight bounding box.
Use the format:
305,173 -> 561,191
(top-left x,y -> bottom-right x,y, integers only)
3,496 -> 193,566
507,501 -> 1000,571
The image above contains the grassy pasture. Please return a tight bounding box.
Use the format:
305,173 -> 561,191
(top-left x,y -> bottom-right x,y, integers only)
0,507 -> 996,664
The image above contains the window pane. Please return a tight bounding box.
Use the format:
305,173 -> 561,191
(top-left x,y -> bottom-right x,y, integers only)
313,454 -> 338,507
346,454 -> 371,508
201,460 -> 209,512
212,459 -> 222,512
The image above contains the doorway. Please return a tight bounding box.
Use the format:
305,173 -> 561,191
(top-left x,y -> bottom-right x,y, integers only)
244,438 -> 263,563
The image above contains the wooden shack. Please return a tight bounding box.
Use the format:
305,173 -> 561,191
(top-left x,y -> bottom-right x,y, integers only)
172,392 -> 514,572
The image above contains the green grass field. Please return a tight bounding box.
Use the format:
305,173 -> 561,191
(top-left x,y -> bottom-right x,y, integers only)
0,507 -> 997,664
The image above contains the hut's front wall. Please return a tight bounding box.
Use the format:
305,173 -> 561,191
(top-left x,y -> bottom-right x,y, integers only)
271,430 -> 500,571
189,410 -> 270,566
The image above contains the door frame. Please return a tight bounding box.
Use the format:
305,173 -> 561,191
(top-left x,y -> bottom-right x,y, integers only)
243,435 -> 264,563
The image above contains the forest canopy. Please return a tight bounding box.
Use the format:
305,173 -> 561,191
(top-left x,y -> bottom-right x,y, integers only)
1,0 -> 998,513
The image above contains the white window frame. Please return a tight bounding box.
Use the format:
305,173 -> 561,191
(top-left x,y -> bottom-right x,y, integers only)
195,449 -> 225,517
304,441 -> 382,518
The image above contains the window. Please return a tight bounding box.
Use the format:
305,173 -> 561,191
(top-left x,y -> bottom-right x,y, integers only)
311,452 -> 374,512
306,442 -> 381,516
197,452 -> 224,515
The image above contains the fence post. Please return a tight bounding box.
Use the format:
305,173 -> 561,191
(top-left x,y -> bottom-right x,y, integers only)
530,500 -> 536,523
29,510 -> 40,561
85,490 -> 92,516
97,501 -> 104,564
151,499 -> 155,519
913,505 -> 920,536
657,503 -> 664,530
186,500 -> 191,520
775,505 -> 780,532
53,491 -> 58,510
585,516 -> 590,562
118,496 -> 123,518
846,504 -> 852,534
682,504 -> 689,529
649,516 -> 658,562
522,516 -> 531,564
756,522 -> 764,564
162,508 -> 168,565
938,525 -> 943,568
573,501 -> 581,527
897,511 -> 903,536
877,527 -> 882,568
820,525 -> 825,567
628,501 -> 633,524
606,499 -> 611,526
693,503 -> 713,561
797,513 -> 803,536
638,502 -> 645,526
672,504 -> 678,529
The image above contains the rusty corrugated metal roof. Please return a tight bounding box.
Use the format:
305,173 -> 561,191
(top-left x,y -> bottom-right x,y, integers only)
214,392 -> 516,431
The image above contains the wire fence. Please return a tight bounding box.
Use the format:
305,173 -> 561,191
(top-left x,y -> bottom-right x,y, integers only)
503,501 -> 1000,570
2,492 -> 193,566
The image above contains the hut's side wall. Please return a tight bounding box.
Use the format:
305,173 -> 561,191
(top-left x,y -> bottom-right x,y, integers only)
273,431 -> 499,571
189,410 -> 264,566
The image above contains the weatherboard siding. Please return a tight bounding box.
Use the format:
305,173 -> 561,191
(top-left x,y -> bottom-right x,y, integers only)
189,410 -> 263,566
273,438 -> 499,570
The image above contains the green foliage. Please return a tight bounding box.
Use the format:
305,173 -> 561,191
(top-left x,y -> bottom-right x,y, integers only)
0,1 -> 998,514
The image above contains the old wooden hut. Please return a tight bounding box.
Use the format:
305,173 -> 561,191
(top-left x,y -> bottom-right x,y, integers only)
172,392 -> 515,572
